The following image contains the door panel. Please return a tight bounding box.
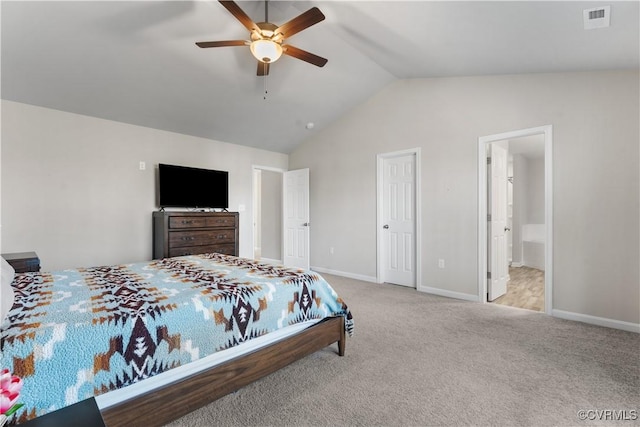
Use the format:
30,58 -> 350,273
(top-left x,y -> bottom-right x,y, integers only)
488,144 -> 508,301
382,155 -> 415,287
283,169 -> 310,269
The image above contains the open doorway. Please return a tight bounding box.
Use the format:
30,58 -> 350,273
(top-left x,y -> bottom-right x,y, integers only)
478,126 -> 553,315
495,135 -> 545,311
252,166 -> 285,264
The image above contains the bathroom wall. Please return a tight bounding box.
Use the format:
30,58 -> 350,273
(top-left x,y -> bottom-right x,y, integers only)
511,153 -> 545,270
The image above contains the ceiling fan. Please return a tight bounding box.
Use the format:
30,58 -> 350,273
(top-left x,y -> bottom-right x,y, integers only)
196,0 -> 328,76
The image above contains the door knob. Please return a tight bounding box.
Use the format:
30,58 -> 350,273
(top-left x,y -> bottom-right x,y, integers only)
302,222 -> 310,227
383,224 -> 389,229
504,227 -> 511,232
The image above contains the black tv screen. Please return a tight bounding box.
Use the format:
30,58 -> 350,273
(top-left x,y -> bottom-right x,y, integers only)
158,163 -> 229,209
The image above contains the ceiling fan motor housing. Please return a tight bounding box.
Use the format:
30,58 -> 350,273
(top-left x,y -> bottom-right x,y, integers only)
252,22 -> 280,40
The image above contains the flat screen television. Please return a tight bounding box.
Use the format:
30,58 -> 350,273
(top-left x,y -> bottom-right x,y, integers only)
158,163 -> 229,209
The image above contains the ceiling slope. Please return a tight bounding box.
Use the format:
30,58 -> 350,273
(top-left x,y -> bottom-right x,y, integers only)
2,1 -> 638,153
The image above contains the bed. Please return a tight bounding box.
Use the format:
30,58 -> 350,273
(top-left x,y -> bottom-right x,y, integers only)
0,253 -> 353,426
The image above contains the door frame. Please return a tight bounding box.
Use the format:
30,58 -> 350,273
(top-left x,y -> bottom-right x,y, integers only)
251,165 -> 286,263
376,148 -> 422,287
477,125 -> 553,314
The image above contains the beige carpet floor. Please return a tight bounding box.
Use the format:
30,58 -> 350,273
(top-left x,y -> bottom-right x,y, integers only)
166,274 -> 639,427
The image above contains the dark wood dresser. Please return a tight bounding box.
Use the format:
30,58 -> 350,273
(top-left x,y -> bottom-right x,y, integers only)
153,211 -> 239,259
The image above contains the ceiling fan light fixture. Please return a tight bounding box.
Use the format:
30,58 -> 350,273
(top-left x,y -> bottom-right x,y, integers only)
250,39 -> 282,63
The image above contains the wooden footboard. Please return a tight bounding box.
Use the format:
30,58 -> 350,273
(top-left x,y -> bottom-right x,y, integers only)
101,316 -> 346,427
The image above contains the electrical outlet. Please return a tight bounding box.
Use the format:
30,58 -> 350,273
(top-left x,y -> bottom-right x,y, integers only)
438,259 -> 445,269
139,161 -> 146,171
330,247 -> 334,255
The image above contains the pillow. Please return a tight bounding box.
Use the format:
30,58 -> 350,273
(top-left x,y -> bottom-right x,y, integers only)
1,257 -> 15,322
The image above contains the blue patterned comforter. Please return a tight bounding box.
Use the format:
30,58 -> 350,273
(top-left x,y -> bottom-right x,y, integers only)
0,253 -> 353,422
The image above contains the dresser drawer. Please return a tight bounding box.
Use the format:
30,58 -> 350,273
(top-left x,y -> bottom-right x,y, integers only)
205,215 -> 237,228
169,215 -> 237,229
169,229 -> 236,248
169,216 -> 208,229
168,244 -> 236,258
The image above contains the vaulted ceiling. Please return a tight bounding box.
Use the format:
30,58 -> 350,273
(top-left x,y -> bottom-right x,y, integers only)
2,1 -> 638,153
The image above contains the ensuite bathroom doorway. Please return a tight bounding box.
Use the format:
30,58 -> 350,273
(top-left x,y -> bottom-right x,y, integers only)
493,134 -> 545,311
252,166 -> 284,264
478,126 -> 553,314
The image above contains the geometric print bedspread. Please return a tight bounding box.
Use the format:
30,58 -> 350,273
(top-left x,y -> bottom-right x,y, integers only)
0,253 -> 353,422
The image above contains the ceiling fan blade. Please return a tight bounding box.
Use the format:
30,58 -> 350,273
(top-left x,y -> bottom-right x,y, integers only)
282,45 -> 327,68
274,7 -> 325,39
219,1 -> 260,33
257,61 -> 270,76
196,40 -> 247,48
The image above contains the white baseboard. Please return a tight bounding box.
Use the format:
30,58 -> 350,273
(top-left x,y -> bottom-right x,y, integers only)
510,262 -> 524,267
552,309 -> 640,333
309,267 -> 638,334
418,286 -> 480,302
310,266 -> 377,283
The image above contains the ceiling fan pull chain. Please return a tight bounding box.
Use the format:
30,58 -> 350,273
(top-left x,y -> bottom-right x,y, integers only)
264,75 -> 268,100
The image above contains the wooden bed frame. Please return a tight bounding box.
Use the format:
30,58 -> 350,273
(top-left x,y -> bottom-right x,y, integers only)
101,316 -> 346,426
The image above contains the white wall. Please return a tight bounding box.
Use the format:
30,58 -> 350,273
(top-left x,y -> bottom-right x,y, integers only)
1,101 -> 288,270
290,70 -> 640,325
511,154 -> 528,265
522,156 -> 545,270
512,153 -> 545,267
526,157 -> 545,225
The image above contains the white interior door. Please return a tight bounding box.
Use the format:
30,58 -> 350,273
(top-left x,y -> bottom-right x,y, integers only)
283,168 -> 310,269
382,154 -> 416,287
488,144 -> 508,300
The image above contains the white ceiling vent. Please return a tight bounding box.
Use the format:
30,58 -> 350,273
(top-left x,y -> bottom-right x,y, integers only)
583,6 -> 611,30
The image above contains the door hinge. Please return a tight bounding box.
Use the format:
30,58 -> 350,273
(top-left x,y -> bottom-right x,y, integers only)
487,214 -> 491,221
487,157 -> 492,164
487,271 -> 492,279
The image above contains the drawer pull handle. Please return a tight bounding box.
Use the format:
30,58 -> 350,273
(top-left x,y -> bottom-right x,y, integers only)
181,220 -> 194,224
217,235 -> 225,239
181,236 -> 196,241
